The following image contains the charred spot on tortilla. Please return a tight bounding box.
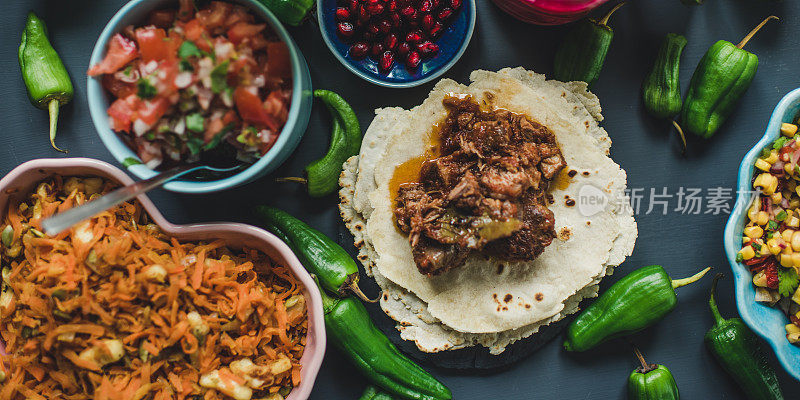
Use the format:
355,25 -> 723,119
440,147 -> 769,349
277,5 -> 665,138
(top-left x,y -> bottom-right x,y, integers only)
567,169 -> 577,178
535,293 -> 544,301
582,171 -> 590,176
503,294 -> 513,303
392,94 -> 566,276
558,227 -> 571,240
496,263 -> 505,274
566,198 -> 576,207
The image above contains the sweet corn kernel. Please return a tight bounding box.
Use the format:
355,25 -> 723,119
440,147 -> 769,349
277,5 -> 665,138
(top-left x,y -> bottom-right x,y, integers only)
793,286 -> 800,304
755,158 -> 772,171
740,245 -> 756,260
754,173 -> 779,195
786,163 -> 796,175
767,238 -> 783,255
753,270 -> 768,287
791,198 -> 800,209
772,192 -> 783,204
792,232 -> 800,252
787,324 -> 800,335
789,216 -> 800,228
743,237 -> 752,245
782,253 -> 794,267
783,245 -> 794,255
755,211 -> 770,226
744,226 -> 764,239
792,253 -> 800,268
783,229 -> 796,242
766,150 -> 780,164
782,123 -> 798,137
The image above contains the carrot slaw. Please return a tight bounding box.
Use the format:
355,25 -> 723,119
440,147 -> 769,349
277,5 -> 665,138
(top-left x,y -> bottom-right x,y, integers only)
0,176 -> 307,400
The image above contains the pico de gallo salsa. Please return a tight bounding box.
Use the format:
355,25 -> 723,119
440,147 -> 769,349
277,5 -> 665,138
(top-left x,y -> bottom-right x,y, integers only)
88,0 -> 293,169
738,117 -> 800,345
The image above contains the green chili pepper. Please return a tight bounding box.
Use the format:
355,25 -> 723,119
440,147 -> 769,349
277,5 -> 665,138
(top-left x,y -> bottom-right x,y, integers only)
681,16 -> 778,139
642,33 -> 688,152
279,90 -> 362,197
628,347 -> 680,400
705,274 -> 784,400
553,2 -> 625,86
258,0 -> 314,26
360,385 -> 396,400
315,278 -> 452,400
564,265 -> 710,352
255,206 -> 374,302
19,12 -> 74,153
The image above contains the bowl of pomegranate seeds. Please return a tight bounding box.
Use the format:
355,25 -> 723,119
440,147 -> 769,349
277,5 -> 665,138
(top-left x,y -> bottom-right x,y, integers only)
318,0 -> 476,88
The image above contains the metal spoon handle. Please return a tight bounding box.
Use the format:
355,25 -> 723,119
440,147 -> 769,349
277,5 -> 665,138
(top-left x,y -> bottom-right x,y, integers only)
42,164 -> 198,236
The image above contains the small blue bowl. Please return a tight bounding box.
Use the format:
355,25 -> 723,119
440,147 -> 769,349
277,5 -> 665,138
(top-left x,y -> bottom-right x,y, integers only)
724,87 -> 800,381
87,0 -> 312,193
317,0 -> 476,88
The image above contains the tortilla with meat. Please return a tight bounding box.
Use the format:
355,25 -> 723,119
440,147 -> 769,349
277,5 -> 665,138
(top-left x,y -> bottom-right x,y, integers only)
339,68 -> 637,353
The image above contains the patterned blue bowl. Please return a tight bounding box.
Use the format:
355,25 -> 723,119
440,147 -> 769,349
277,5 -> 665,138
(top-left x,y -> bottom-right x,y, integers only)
317,0 -> 476,88
87,0 -> 312,193
724,87 -> 800,381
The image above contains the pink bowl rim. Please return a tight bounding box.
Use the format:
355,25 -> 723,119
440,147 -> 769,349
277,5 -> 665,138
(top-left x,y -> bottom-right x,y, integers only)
0,158 -> 326,400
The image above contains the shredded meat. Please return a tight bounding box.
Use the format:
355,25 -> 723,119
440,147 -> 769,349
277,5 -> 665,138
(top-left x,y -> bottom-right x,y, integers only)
394,95 -> 566,276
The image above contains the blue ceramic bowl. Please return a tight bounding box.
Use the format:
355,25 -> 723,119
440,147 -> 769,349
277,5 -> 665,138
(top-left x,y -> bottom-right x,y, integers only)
724,87 -> 800,381
87,0 -> 312,193
318,0 -> 476,88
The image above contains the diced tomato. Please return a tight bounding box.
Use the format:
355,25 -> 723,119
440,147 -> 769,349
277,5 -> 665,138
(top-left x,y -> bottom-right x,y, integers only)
222,109 -> 239,126
178,0 -> 195,22
234,87 -> 279,132
204,117 -> 226,142
264,91 -> 289,126
135,27 -> 174,63
225,6 -> 254,28
230,55 -> 256,77
765,260 -> 780,289
88,34 -> 139,76
153,59 -> 181,97
197,1 -> 232,30
227,22 -> 266,45
137,97 -> 171,126
102,74 -> 137,99
107,95 -> 141,132
147,9 -> 176,29
183,19 -> 205,42
266,42 -> 292,79
249,35 -> 269,51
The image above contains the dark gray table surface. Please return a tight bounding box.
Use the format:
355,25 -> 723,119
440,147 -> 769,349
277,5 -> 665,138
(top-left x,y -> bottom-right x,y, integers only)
2,0 -> 799,398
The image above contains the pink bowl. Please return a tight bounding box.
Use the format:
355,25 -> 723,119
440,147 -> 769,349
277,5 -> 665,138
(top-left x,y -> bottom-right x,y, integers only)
490,0 -> 610,25
0,158 -> 326,400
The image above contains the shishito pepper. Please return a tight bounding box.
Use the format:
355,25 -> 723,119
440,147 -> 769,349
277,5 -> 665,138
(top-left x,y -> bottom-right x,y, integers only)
361,385 -> 396,400
315,278 -> 452,400
553,2 -> 625,86
628,347 -> 680,400
563,265 -> 710,352
642,33 -> 688,152
258,0 -> 314,26
705,274 -> 784,400
18,12 -> 74,153
681,16 -> 779,138
255,206 -> 374,302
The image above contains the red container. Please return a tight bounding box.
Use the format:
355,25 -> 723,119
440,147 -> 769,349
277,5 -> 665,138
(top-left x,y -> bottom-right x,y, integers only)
491,0 -> 611,25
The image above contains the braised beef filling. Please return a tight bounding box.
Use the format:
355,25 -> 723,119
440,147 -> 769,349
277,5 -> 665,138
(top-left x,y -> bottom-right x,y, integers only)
393,95 -> 566,276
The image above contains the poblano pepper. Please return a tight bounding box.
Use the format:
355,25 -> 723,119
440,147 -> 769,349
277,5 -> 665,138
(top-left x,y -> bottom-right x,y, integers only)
705,274 -> 784,400
642,33 -> 688,152
681,16 -> 779,138
553,2 -> 625,86
628,347 -> 680,400
315,278 -> 452,400
563,265 -> 710,352
19,12 -> 74,153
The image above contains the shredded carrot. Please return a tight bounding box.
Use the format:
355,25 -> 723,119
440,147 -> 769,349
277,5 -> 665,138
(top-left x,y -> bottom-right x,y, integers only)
0,176 -> 307,399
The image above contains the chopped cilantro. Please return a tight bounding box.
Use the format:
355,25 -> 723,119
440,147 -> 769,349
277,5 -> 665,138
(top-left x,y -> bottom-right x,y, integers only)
768,220 -> 779,230
210,60 -> 230,94
767,231 -> 774,239
762,147 -> 772,158
178,41 -> 202,59
185,113 -> 205,133
180,60 -> 194,72
137,78 -> 157,100
779,267 -> 800,297
776,211 -> 788,221
752,242 -> 762,252
185,136 -> 205,155
773,136 -> 789,150
122,157 -> 142,168
736,253 -> 744,262
203,124 -> 234,151
795,164 -> 800,177
123,65 -> 134,77
144,131 -> 156,141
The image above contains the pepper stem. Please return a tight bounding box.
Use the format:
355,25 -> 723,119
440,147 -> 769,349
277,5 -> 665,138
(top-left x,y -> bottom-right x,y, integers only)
736,15 -> 779,49
671,266 -> 711,289
709,273 -> 726,325
633,346 -> 657,374
598,2 -> 626,26
48,100 -> 67,153
348,279 -> 379,303
672,121 -> 687,155
276,177 -> 307,184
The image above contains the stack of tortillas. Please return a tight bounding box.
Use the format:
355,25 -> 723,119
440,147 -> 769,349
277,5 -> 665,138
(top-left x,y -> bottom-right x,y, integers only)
339,68 -> 637,354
